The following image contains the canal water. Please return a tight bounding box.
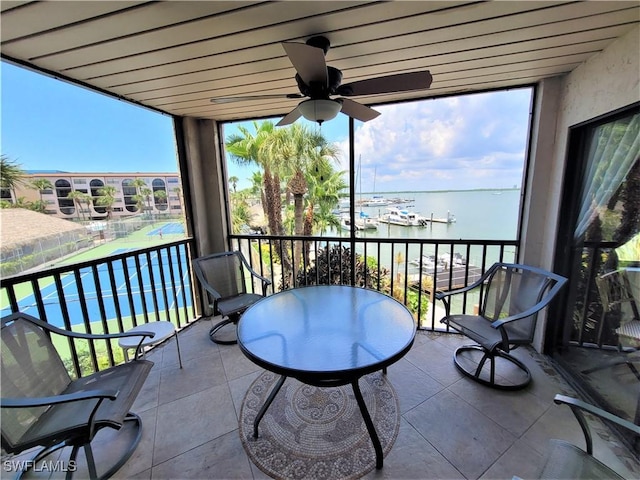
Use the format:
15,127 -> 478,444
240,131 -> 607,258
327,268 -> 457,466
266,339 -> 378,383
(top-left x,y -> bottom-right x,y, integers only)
331,189 -> 521,269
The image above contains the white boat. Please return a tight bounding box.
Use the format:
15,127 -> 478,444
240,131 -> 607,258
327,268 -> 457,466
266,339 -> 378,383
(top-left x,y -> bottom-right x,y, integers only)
341,212 -> 378,231
359,196 -> 391,207
410,255 -> 446,272
378,207 -> 427,226
357,211 -> 378,230
410,253 -> 468,272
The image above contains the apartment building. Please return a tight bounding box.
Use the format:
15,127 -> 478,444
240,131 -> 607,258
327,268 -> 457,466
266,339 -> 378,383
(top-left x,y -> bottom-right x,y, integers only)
8,171 -> 182,220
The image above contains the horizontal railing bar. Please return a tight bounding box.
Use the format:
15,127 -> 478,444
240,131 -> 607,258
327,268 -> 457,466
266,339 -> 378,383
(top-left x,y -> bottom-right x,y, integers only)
0,238 -> 194,287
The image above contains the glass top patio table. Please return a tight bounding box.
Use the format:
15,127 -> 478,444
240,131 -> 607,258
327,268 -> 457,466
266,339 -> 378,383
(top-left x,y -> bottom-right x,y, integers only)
237,284 -> 416,469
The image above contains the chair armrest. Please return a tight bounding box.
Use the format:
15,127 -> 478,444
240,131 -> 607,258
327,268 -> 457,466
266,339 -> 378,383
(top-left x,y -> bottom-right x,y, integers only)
435,263 -> 500,301
9,313 -> 155,342
246,265 -> 272,296
434,276 -> 486,301
490,276 -> 568,330
554,394 -> 640,454
2,389 -> 119,408
435,264 -> 499,316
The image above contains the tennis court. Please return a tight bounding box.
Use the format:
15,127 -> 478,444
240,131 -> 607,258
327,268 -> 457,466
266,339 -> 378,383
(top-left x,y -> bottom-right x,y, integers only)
147,222 -> 185,236
1,246 -> 193,328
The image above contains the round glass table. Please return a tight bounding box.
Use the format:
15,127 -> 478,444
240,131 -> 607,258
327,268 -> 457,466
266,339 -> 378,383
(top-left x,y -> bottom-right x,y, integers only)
237,285 -> 416,469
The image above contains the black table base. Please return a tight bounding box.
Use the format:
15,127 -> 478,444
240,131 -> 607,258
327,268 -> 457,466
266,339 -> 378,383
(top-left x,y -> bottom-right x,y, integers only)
252,374 -> 385,469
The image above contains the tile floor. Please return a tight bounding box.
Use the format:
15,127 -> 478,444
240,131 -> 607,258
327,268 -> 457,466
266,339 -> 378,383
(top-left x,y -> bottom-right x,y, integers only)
7,317 -> 640,479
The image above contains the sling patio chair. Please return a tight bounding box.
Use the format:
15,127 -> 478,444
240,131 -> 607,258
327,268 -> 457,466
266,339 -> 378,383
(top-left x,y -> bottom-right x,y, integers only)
1,312 -> 154,480
582,268 -> 640,379
192,250 -> 271,345
436,262 -> 567,390
537,394 -> 640,479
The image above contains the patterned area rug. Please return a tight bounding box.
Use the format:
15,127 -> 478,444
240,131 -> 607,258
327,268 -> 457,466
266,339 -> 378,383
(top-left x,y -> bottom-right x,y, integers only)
239,370 -> 400,480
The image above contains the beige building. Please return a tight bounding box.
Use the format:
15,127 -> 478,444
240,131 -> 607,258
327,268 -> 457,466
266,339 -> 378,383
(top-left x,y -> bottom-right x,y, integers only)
6,172 -> 182,220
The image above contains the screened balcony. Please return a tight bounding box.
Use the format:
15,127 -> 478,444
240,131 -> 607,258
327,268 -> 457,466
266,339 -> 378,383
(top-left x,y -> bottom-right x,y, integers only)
1,2 -> 639,478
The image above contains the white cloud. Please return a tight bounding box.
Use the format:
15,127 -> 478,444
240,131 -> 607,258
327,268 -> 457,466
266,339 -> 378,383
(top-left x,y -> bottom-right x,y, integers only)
351,87 -> 532,191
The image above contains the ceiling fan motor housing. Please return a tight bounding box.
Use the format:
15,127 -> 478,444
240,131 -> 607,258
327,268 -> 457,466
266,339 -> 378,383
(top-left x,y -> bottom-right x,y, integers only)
305,36 -> 331,54
295,66 -> 343,98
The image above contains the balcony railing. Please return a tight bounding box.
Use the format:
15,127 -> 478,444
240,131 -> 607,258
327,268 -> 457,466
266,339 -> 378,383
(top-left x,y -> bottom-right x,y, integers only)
0,234 -> 519,378
229,234 -> 519,329
0,239 -> 196,377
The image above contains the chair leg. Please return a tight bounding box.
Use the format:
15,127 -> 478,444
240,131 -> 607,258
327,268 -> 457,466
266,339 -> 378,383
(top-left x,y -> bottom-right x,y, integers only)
33,412 -> 144,480
209,316 -> 240,345
453,344 -> 531,390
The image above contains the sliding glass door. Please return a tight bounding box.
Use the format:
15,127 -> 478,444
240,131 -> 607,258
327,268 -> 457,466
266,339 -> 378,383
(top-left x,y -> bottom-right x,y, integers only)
551,103 -> 639,452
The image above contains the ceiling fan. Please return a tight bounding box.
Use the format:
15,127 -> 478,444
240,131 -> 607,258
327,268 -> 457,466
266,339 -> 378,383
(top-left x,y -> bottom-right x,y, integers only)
210,36 -> 433,126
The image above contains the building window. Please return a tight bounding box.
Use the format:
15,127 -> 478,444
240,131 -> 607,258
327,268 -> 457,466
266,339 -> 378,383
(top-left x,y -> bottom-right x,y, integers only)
152,178 -> 168,211
90,179 -> 106,214
55,179 -> 74,215
122,179 -> 138,213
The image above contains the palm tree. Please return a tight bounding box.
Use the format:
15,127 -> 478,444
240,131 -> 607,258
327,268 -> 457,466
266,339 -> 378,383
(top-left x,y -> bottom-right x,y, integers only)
250,171 -> 267,218
305,169 -> 347,235
226,121 -> 295,280
226,121 -> 281,236
0,156 -> 26,203
172,186 -> 182,214
228,176 -> 239,193
264,124 -> 340,271
30,178 -> 53,208
141,187 -> 153,214
96,185 -> 117,220
131,178 -> 147,214
154,189 -> 167,212
67,190 -> 89,220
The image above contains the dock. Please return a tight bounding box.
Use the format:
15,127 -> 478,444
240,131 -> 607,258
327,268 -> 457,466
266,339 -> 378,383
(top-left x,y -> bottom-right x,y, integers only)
408,265 -> 484,292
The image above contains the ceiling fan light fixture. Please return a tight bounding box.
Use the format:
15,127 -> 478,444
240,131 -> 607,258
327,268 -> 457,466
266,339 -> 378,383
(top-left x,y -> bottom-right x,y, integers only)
298,99 -> 341,124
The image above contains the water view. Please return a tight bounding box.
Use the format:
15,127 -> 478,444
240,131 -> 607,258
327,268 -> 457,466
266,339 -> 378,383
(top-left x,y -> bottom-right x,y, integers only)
343,188 -> 520,241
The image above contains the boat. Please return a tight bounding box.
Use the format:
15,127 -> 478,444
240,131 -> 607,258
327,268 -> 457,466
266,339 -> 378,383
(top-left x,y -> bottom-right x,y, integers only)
410,255 -> 446,272
357,211 -> 378,230
358,196 -> 391,207
341,212 -> 378,231
378,207 -> 427,226
410,252 -> 468,272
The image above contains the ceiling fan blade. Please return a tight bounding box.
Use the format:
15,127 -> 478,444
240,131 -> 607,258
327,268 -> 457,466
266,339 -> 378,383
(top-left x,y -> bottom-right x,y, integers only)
276,106 -> 302,127
339,98 -> 380,122
282,42 -> 328,86
211,93 -> 303,104
337,71 -> 432,96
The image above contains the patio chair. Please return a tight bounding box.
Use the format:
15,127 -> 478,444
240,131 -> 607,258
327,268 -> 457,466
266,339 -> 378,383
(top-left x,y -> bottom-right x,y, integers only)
582,269 -> 640,379
1,312 -> 154,480
537,394 -> 640,479
436,262 -> 567,390
192,250 -> 271,345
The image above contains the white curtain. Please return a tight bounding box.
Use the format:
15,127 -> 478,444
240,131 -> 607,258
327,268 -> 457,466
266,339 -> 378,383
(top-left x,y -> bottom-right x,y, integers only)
574,113 -> 640,241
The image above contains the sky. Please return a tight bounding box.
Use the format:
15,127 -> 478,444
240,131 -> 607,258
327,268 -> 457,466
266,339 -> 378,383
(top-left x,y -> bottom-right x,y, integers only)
2,60 -> 533,192
223,88 -> 533,192
1,62 -> 178,173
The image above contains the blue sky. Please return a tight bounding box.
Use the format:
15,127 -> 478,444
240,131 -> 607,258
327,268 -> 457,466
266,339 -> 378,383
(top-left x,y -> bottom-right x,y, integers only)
2,60 -> 533,192
1,62 -> 178,173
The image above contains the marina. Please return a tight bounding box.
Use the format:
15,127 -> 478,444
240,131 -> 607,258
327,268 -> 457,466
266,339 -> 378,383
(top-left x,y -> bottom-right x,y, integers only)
408,264 -> 484,292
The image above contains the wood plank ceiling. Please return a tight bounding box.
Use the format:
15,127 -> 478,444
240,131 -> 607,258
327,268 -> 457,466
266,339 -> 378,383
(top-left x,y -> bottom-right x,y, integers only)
1,1 -> 638,123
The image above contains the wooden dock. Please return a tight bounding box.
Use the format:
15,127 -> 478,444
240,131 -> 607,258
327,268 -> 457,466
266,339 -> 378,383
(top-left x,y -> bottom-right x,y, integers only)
408,265 -> 484,292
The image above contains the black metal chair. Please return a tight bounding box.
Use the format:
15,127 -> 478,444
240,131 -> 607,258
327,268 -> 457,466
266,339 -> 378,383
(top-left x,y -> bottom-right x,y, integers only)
192,250 -> 271,345
537,394 -> 640,479
1,312 -> 154,480
582,269 -> 640,379
436,262 -> 567,390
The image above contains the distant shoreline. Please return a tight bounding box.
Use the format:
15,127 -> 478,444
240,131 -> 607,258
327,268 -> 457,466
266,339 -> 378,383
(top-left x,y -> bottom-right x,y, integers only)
359,188 -> 520,195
